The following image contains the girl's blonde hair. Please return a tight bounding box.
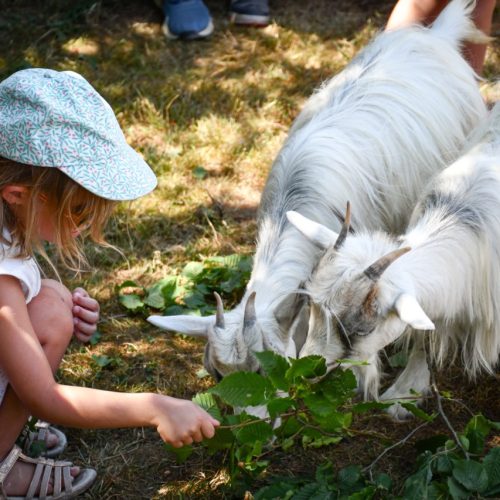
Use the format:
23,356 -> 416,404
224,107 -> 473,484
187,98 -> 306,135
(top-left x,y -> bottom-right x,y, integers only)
0,156 -> 116,271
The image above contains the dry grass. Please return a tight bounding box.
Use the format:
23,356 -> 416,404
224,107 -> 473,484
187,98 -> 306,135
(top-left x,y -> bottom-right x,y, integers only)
1,0 -> 499,498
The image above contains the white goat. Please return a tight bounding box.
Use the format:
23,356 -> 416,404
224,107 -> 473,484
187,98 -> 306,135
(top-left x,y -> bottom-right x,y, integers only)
148,0 -> 487,380
288,102 -> 500,419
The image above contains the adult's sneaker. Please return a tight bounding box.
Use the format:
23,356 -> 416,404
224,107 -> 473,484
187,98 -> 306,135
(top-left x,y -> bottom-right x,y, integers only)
229,0 -> 270,27
162,0 -> 214,40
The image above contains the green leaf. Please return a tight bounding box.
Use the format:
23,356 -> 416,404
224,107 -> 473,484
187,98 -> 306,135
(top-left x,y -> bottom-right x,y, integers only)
143,286 -> 165,309
338,464 -> 362,488
483,448 -> 500,491
275,416 -> 302,438
447,477 -> 470,499
253,481 -> 297,500
208,371 -> 274,406
301,428 -> 342,448
155,276 -> 179,302
317,369 -> 357,404
88,330 -> 102,346
348,486 -> 377,499
255,351 -> 290,390
435,453 -> 454,475
235,419 -> 273,445
315,411 -> 352,433
403,456 -> 433,500
118,293 -> 144,311
464,414 -> 491,454
374,473 -> 392,491
204,426 -> 235,453
116,280 -> 140,291
303,393 -> 335,418
401,402 -> 435,422
183,289 -> 207,309
452,459 -> 489,492
192,166 -> 208,179
192,392 -> 222,421
182,261 -> 205,279
286,355 -> 327,381
292,482 -> 332,500
315,462 -> 335,484
267,396 -> 295,419
92,354 -> 111,368
163,443 -> 193,464
163,304 -> 187,316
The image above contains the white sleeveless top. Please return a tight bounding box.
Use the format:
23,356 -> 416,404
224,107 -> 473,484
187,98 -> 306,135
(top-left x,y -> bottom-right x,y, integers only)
0,232 -> 41,405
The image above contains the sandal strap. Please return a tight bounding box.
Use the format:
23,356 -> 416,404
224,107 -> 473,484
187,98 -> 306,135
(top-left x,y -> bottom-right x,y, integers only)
0,445 -> 22,498
26,461 -> 46,499
0,445 -> 75,500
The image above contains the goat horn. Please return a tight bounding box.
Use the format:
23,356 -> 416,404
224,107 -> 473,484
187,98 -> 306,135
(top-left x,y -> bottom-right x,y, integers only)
214,291 -> 225,329
243,291 -> 257,328
364,246 -> 411,281
334,201 -> 351,250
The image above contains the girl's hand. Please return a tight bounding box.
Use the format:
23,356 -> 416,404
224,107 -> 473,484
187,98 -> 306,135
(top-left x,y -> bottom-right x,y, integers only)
154,396 -> 220,448
72,287 -> 100,342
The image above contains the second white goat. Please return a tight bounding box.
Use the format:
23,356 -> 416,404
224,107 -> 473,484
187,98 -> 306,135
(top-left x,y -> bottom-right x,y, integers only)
288,103 -> 500,419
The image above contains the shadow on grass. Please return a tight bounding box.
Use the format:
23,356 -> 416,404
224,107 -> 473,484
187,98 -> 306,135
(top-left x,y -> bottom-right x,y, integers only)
0,0 -> 391,124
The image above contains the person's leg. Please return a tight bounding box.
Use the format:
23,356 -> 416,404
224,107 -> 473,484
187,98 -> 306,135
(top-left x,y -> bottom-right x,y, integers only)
386,0 -> 448,28
0,279 -> 79,496
465,0 -> 496,74
387,0 -> 496,74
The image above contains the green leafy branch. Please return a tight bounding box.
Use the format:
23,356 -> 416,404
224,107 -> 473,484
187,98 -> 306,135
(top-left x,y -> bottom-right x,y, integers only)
117,253 -> 252,316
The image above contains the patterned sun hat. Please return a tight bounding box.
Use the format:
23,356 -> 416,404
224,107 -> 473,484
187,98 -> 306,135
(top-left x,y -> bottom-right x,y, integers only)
0,68 -> 157,201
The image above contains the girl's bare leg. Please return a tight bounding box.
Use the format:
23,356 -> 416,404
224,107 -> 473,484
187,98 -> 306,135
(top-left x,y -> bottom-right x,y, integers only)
0,279 -> 79,496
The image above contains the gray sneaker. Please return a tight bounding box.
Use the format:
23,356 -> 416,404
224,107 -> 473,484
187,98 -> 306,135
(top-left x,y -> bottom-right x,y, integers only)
229,0 -> 270,26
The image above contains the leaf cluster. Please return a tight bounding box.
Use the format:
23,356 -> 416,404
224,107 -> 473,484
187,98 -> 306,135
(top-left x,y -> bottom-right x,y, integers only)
117,253 -> 252,316
164,350 -> 499,499
165,351 -> 408,490
402,414 -> 500,499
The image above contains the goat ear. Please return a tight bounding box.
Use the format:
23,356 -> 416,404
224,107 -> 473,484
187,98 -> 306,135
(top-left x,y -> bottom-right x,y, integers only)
286,211 -> 338,250
147,314 -> 213,338
394,294 -> 435,330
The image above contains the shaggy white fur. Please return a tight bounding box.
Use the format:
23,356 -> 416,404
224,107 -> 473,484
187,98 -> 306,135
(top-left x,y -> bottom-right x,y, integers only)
289,102 -> 500,418
149,0 -> 487,380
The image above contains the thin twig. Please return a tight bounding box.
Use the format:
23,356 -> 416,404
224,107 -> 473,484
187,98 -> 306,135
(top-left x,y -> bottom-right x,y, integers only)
427,352 -> 470,459
363,421 -> 429,481
430,381 -> 470,459
218,410 -> 297,430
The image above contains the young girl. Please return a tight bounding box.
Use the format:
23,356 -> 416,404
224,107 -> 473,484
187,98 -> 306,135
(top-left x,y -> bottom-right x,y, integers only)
0,68 -> 219,499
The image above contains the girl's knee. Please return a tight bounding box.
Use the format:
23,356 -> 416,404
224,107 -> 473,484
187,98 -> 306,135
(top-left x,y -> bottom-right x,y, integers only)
28,279 -> 74,345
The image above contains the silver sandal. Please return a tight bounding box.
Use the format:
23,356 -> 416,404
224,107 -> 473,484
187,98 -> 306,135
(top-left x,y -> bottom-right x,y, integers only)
22,421 -> 67,459
0,445 -> 96,499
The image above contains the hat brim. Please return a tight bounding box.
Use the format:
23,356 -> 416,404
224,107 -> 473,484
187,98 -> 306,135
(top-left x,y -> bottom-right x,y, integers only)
58,144 -> 157,201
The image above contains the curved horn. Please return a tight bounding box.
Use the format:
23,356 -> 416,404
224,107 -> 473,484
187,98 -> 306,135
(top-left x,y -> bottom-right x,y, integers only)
334,201 -> 351,250
243,291 -> 257,328
364,247 -> 411,281
214,292 -> 225,329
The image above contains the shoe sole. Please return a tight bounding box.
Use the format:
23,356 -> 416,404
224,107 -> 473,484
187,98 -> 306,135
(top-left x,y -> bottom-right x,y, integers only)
162,18 -> 214,40
229,12 -> 269,26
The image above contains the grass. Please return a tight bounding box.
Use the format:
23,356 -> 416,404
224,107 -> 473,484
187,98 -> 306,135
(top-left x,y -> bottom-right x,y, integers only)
1,0 -> 499,498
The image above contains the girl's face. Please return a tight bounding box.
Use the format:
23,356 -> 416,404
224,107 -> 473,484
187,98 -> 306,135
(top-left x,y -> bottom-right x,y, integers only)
0,186 -> 84,243
37,195 -> 59,242
38,193 -> 88,242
